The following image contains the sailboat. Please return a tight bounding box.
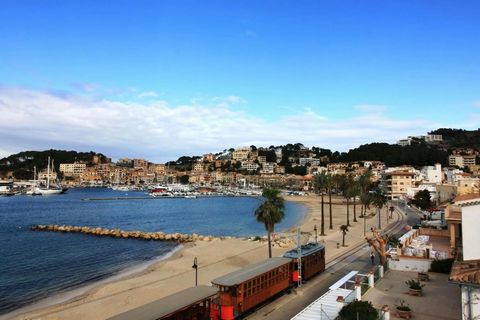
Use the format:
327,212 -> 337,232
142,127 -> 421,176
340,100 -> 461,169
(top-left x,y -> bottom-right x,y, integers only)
25,166 -> 42,196
35,157 -> 67,195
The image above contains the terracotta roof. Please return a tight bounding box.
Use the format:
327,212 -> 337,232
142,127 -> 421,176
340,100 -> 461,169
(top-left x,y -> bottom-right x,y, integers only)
453,193 -> 480,206
450,259 -> 480,286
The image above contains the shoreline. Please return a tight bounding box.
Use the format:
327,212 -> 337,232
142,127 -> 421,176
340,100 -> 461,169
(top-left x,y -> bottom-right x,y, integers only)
4,199 -> 306,320
7,194 -> 392,320
1,245 -> 185,320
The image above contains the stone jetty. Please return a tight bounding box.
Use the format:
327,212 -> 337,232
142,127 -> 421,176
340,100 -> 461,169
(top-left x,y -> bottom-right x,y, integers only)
30,224 -> 226,243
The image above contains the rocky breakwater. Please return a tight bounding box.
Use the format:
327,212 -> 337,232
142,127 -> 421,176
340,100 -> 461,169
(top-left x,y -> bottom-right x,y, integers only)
30,224 -> 227,243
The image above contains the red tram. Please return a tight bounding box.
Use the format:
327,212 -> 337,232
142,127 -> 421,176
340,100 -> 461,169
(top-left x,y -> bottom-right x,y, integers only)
283,242 -> 325,281
108,243 -> 325,320
211,242 -> 325,319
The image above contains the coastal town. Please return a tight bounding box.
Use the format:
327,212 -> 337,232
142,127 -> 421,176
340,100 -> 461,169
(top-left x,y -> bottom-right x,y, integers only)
2,1 -> 480,319
1,130 -> 480,320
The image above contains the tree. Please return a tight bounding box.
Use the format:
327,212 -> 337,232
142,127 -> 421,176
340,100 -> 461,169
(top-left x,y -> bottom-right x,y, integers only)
358,171 -> 373,217
340,225 -> 349,247
342,174 -> 356,226
370,187 -> 388,229
314,172 -> 329,236
350,180 -> 360,222
366,228 -> 388,265
255,187 -> 285,258
412,189 -> 432,210
326,173 -> 334,229
338,301 -> 378,320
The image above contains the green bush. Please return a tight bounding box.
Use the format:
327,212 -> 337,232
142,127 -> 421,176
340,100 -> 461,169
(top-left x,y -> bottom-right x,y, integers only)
338,301 -> 378,320
430,258 -> 454,273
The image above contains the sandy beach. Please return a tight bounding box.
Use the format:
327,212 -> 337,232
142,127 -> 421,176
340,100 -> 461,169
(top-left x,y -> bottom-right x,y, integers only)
7,195 -> 393,320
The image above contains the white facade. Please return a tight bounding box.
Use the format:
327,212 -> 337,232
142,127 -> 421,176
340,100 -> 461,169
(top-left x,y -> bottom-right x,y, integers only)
461,286 -> 480,320
298,158 -> 320,166
460,202 -> 480,261
421,163 -> 442,184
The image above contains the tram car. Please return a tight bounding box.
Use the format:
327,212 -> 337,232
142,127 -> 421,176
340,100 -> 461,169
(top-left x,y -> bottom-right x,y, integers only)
108,285 -> 217,320
283,242 -> 325,281
108,243 -> 325,320
211,242 -> 325,319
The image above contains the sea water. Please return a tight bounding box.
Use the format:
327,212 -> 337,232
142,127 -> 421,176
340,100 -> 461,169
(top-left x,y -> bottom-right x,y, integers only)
0,188 -> 305,314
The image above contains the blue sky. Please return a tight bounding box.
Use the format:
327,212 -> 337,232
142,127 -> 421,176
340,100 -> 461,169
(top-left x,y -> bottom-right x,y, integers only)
1,1 -> 479,161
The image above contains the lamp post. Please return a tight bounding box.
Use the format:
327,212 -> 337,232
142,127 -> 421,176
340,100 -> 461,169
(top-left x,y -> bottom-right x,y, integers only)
364,214 -> 367,236
192,257 -> 198,286
314,225 -> 318,244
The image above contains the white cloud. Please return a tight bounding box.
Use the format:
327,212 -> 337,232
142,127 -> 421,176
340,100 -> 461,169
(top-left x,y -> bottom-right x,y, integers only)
0,86 -> 444,162
138,91 -> 159,99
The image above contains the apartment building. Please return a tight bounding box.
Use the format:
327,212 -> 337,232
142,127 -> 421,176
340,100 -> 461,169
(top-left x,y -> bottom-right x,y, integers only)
232,147 -> 251,161
241,161 -> 259,172
59,162 -> 87,176
385,170 -> 416,200
449,154 -> 476,167
298,158 -> 320,166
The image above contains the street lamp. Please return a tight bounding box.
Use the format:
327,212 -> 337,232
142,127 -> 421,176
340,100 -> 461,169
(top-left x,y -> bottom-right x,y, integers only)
313,225 -> 318,244
192,257 -> 198,286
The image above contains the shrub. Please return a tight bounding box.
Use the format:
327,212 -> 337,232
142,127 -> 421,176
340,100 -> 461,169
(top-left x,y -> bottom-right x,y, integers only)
338,301 -> 378,320
396,300 -> 411,312
405,279 -> 425,290
430,258 -> 454,273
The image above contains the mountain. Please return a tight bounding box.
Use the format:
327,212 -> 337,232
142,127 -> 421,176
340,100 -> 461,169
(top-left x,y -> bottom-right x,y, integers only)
429,128 -> 480,150
0,150 -> 108,179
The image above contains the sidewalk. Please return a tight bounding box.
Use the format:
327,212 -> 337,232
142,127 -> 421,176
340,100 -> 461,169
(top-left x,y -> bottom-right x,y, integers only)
363,269 -> 461,319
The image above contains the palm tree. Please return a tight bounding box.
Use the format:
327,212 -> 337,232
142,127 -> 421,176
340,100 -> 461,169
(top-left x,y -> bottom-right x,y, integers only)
350,181 -> 360,222
339,174 -> 353,226
314,172 -> 329,236
255,187 -> 285,258
326,173 -> 334,230
370,187 -> 388,229
358,171 -> 373,217
340,224 -> 349,247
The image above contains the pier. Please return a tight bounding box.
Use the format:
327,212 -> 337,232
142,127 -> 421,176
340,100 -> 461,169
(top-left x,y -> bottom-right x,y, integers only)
30,224 -> 226,243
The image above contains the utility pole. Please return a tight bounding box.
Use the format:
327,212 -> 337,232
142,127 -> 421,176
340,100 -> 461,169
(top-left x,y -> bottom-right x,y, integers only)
297,228 -> 302,288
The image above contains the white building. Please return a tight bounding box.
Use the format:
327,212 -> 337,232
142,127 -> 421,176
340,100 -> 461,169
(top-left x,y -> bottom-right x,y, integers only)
450,194 -> 480,320
420,163 -> 443,184
241,161 -> 259,172
298,158 -> 320,166
261,162 -> 276,174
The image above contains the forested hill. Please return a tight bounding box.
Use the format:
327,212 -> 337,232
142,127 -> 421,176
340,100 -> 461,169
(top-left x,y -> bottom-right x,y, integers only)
429,128 -> 480,149
0,150 -> 108,179
337,142 -> 449,167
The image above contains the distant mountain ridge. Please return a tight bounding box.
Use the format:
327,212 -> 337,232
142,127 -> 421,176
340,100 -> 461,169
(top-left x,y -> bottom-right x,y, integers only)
1,128 -> 478,179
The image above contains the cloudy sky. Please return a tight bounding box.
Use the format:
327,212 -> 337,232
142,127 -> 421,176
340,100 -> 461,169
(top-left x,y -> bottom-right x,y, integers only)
1,1 -> 479,162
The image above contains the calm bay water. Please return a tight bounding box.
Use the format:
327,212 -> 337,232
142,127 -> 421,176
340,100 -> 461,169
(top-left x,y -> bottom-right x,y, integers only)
0,188 -> 305,314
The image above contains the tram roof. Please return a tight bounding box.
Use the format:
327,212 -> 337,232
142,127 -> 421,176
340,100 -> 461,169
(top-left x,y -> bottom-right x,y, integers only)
211,257 -> 292,287
283,242 -> 325,259
107,285 -> 217,320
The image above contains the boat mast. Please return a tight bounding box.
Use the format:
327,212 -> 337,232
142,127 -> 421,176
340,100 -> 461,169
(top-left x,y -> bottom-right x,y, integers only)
47,156 -> 51,189
32,166 -> 37,192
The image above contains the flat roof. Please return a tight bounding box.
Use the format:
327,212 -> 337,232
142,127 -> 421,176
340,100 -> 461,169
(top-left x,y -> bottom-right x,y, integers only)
107,285 -> 217,320
291,288 -> 352,320
283,243 -> 324,259
211,257 -> 292,287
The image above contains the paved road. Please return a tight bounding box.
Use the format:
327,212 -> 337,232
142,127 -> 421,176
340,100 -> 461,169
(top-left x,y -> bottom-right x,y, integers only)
245,205 -> 415,320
